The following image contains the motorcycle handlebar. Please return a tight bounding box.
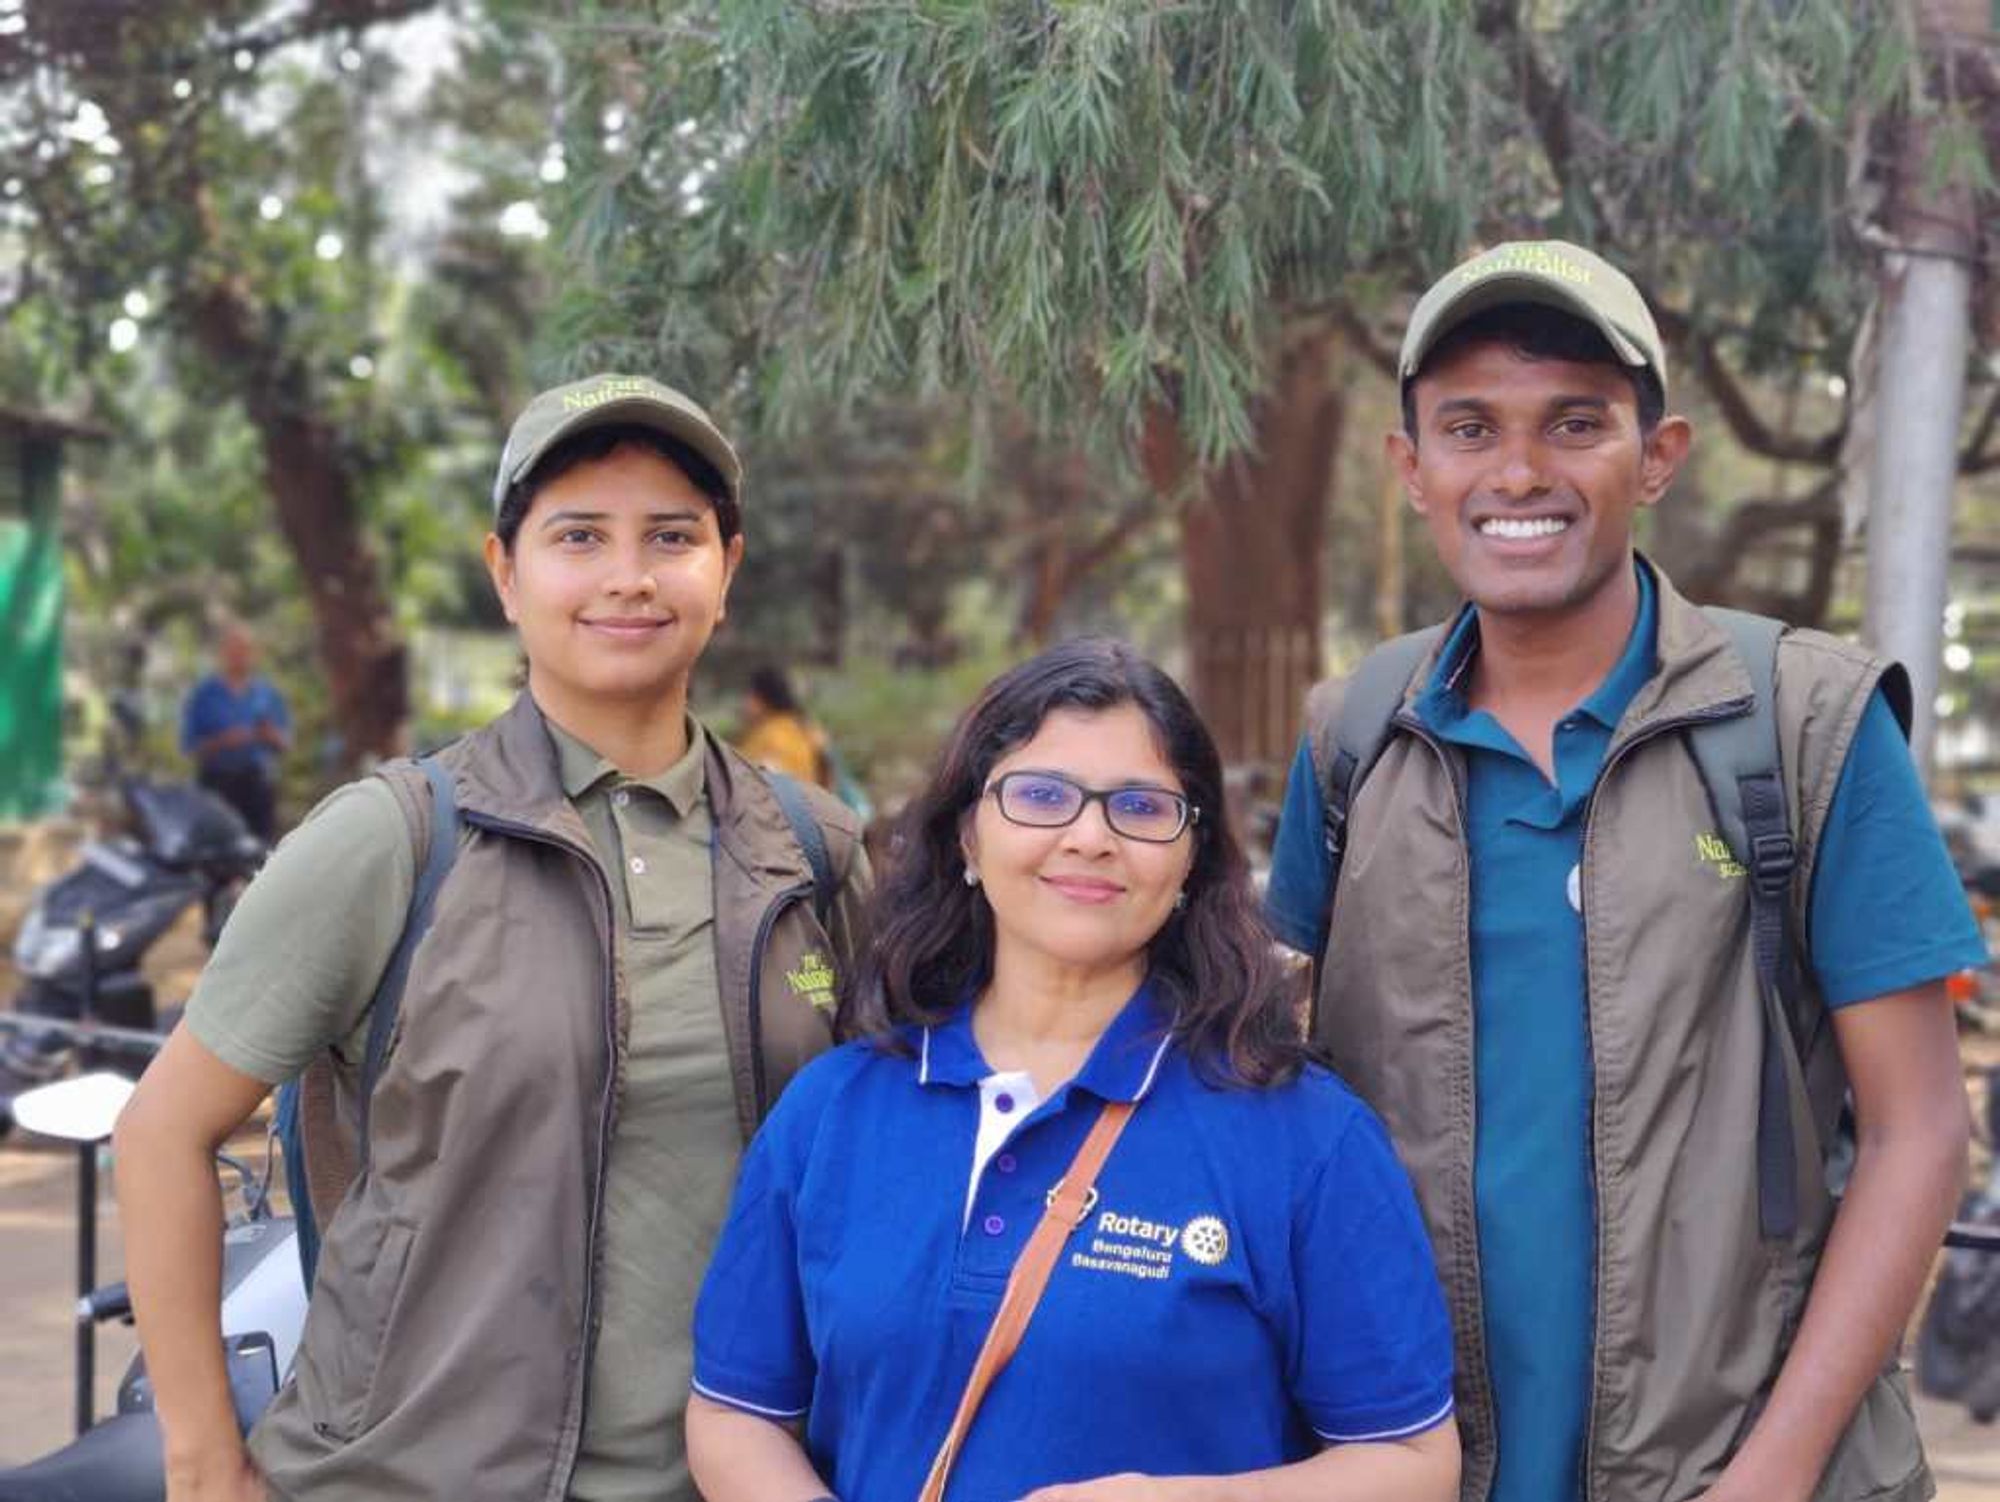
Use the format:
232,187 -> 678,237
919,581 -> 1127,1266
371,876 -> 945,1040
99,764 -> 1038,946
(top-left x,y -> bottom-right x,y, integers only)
0,1013 -> 165,1059
76,1283 -> 130,1324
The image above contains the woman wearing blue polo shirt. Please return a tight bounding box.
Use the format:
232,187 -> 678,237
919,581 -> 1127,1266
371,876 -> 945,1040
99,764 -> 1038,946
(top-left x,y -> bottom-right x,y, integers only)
688,639 -> 1457,1502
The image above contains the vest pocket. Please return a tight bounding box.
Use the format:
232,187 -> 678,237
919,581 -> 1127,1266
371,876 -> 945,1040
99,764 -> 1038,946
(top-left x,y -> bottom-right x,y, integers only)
1811,1362 -> 1930,1502
302,1218 -> 419,1443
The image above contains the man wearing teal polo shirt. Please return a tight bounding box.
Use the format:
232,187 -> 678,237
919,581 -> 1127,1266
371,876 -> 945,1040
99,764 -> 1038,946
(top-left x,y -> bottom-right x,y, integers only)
1267,242 -> 1981,1502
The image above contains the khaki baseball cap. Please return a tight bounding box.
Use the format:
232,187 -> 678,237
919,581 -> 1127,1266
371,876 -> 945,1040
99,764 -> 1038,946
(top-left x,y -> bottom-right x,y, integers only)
1399,240 -> 1667,395
492,373 -> 743,515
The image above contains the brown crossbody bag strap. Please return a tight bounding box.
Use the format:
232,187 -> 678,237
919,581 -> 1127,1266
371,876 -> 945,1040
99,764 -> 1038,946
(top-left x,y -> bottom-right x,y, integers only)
917,1099 -> 1136,1502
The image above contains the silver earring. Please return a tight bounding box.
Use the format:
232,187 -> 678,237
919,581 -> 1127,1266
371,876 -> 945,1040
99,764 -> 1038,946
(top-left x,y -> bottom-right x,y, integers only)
964,867 -> 980,887
1174,889 -> 1188,911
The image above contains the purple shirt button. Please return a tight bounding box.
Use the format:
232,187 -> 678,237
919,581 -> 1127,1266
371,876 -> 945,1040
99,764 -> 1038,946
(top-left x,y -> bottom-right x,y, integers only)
996,1153 -> 1017,1174
995,1093 -> 1016,1113
983,1214 -> 1006,1236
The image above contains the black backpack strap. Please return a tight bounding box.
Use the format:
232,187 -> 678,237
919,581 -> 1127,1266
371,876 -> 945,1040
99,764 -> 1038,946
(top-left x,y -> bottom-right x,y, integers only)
356,755 -> 461,1166
1313,626 -> 1445,919
1687,608 -> 1802,1241
765,770 -> 835,925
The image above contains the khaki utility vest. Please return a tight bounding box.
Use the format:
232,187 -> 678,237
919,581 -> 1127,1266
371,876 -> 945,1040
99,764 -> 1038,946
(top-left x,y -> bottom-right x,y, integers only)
250,693 -> 866,1500
1313,573 -> 1930,1502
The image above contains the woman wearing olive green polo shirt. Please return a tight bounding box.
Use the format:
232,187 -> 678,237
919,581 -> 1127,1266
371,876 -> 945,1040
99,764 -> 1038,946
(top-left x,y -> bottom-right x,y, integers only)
114,375 -> 871,1502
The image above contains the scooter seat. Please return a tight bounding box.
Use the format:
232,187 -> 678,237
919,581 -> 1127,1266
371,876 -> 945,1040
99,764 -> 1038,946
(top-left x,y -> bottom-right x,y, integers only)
0,1411 -> 165,1502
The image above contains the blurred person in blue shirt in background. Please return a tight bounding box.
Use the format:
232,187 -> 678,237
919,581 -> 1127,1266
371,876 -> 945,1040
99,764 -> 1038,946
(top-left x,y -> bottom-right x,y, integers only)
180,619 -> 290,841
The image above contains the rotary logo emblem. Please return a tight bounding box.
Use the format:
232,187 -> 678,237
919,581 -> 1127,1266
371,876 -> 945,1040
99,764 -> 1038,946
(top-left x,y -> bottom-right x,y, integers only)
1180,1215 -> 1229,1266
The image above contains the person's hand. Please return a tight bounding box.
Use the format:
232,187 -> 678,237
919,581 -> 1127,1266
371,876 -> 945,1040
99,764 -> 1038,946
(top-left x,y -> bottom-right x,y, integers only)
254,720 -> 285,748
1019,1475 -> 1183,1502
165,1444 -> 268,1502
1689,1459 -> 1810,1502
217,725 -> 255,750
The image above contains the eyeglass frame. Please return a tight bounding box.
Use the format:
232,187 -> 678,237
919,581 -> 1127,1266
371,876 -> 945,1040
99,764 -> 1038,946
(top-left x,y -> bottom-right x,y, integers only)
981,770 -> 1201,844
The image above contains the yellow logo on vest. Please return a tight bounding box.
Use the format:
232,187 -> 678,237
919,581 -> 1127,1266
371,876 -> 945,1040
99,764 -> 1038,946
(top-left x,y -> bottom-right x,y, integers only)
1695,832 -> 1746,880
785,951 -> 837,1012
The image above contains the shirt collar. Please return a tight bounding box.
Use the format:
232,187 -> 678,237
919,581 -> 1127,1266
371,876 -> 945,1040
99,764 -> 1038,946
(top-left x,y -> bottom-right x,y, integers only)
1415,560 -> 1659,734
1575,559 -> 1659,730
916,980 -> 1176,1104
544,714 -> 709,817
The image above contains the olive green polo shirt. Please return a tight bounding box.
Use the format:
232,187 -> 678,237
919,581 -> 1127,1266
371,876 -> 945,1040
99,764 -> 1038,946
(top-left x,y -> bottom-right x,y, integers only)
546,719 -> 739,1502
185,716 -> 745,1502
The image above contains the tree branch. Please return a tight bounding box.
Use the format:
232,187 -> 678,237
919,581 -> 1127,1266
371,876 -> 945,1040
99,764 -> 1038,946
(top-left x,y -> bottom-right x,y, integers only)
1652,305 -> 1847,465
1961,384 -> 2000,472
1679,480 -> 1844,625
1474,0 -> 1619,242
1333,304 -> 1399,382
215,0 -> 443,58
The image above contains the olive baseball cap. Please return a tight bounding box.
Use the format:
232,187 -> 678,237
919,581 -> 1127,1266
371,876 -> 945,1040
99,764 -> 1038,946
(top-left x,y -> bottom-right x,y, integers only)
1399,240 -> 1667,395
492,373 -> 743,515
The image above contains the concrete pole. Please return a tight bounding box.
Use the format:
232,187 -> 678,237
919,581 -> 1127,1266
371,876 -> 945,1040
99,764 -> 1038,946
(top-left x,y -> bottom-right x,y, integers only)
1864,252 -> 1974,779
1861,0 -> 1980,782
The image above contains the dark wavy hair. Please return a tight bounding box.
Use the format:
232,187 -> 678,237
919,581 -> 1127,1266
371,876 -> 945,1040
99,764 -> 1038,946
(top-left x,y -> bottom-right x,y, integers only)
844,637 -> 1306,1087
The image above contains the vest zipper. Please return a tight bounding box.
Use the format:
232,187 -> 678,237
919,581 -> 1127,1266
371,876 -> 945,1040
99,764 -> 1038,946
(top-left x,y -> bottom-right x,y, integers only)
1574,696 -> 1751,1502
745,881 -> 815,1120
460,809 -> 619,1500
1385,712 -> 1504,1489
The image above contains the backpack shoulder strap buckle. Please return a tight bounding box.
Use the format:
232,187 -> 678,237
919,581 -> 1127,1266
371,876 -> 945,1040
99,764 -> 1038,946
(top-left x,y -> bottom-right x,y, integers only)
1749,828 -> 1797,898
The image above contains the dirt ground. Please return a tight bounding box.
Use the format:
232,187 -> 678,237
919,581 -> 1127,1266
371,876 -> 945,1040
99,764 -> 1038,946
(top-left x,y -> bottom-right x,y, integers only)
4,882 -> 2000,1489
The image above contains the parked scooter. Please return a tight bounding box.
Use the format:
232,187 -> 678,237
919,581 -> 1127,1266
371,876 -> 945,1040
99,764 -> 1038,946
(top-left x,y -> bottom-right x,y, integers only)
0,1073 -> 306,1502
1917,1062 -> 2000,1422
2,696 -> 264,1133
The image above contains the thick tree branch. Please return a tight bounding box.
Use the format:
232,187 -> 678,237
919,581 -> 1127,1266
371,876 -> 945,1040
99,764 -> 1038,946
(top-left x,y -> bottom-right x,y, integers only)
174,0 -> 442,69
1680,480 -> 1844,626
1474,0 -> 1619,242
1652,305 -> 1847,465
1686,337 -> 1846,466
1333,305 -> 1399,381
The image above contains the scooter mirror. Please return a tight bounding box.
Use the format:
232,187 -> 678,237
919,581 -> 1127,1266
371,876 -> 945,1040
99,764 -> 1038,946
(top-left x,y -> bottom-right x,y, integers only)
10,1072 -> 136,1144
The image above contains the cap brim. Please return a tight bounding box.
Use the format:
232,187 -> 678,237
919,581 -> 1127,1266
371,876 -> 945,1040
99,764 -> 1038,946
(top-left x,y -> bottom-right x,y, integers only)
1401,273 -> 1650,381
502,395 -> 742,509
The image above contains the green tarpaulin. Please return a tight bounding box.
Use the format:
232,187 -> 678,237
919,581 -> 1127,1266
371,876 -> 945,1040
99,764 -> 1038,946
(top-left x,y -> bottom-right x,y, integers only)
0,432 -> 64,822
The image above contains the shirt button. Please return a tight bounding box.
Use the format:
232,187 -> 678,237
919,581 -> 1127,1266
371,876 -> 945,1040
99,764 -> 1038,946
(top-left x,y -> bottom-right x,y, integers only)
628,856 -> 646,876
996,1153 -> 1017,1174
994,1093 -> 1016,1114
613,788 -> 631,807
983,1214 -> 1006,1237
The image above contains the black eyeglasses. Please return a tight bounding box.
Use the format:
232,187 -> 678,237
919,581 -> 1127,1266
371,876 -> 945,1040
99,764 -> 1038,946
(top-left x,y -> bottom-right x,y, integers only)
985,771 -> 1199,844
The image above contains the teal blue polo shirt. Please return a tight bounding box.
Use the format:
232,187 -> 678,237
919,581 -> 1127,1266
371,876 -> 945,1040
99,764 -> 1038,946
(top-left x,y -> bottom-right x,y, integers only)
1412,568 -> 1660,1502
691,983 -> 1455,1500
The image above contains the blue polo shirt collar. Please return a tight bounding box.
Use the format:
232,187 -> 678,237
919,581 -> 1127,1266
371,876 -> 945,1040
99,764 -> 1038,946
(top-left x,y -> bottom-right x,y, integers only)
915,980 -> 1176,1103
1413,561 -> 1659,739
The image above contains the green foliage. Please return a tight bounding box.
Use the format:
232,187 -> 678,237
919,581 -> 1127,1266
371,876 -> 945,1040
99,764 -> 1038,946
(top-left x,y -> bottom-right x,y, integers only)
553,0 -> 1990,468
2,3 -> 566,684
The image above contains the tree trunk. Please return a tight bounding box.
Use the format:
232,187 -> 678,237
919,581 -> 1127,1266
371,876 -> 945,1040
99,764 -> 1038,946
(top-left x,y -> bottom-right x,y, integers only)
185,270 -> 409,767
1015,444 -> 1101,646
1144,327 -> 1341,764
84,55 -> 411,771
1861,0 -> 1984,780
1375,469 -> 1406,641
